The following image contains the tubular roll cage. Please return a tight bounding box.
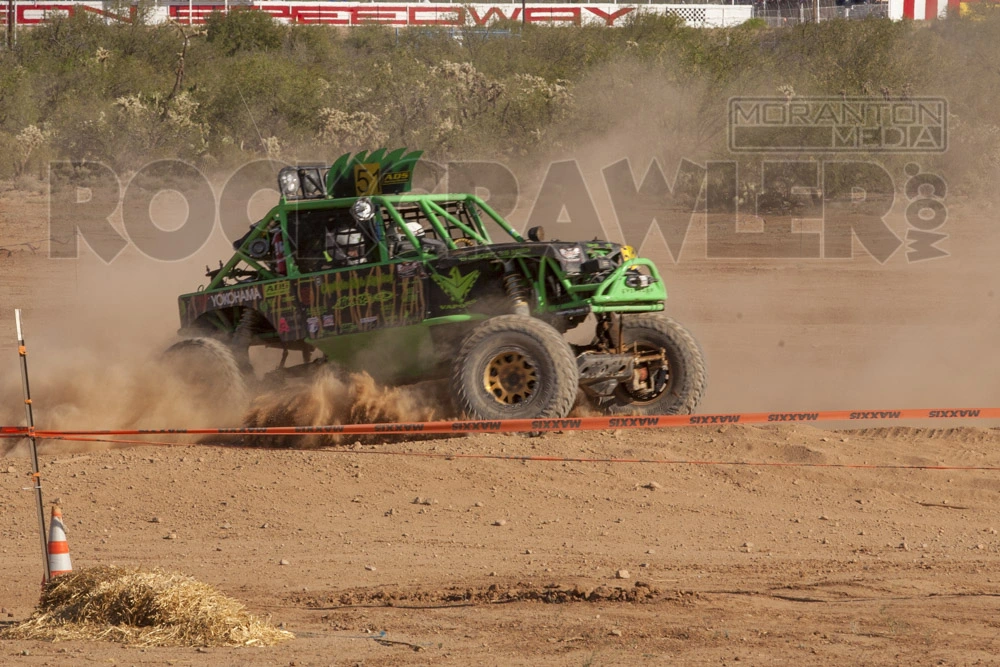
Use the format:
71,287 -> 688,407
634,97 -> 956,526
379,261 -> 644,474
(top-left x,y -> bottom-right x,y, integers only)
203,193 -> 665,324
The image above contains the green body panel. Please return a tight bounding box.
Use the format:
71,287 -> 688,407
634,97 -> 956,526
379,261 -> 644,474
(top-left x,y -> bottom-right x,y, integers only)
531,256 -> 667,314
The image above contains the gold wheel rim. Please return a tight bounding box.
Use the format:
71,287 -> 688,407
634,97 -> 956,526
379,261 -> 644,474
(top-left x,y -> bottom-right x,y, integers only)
483,350 -> 537,405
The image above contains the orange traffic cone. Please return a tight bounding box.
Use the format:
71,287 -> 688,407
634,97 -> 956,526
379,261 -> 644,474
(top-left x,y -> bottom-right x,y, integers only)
47,505 -> 72,578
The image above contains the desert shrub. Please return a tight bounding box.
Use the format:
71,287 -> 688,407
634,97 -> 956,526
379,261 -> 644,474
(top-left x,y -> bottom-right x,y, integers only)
205,8 -> 286,56
0,12 -> 997,198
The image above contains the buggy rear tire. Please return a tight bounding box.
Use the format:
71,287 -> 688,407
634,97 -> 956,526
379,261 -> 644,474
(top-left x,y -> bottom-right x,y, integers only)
596,314 -> 707,416
451,315 -> 579,420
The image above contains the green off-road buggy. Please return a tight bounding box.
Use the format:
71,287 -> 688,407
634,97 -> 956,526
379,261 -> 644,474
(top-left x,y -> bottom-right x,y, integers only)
173,149 -> 707,420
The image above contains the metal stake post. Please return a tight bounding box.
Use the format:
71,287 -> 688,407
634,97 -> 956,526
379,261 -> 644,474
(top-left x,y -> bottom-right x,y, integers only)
15,309 -> 50,583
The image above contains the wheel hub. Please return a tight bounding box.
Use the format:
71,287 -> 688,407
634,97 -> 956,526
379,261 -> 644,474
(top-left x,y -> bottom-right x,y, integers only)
484,351 -> 537,405
623,344 -> 670,402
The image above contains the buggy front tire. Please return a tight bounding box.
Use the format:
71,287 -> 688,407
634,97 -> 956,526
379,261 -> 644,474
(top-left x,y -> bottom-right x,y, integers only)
451,315 -> 579,421
596,314 -> 707,416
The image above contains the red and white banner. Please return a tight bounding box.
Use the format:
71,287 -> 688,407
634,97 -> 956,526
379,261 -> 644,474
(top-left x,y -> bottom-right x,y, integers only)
889,0 -> 948,19
885,0 -> 1000,19
0,2 -> 753,28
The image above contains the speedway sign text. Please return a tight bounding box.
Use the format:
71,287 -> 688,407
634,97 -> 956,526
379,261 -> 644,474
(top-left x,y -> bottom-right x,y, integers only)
2,2 -> 752,27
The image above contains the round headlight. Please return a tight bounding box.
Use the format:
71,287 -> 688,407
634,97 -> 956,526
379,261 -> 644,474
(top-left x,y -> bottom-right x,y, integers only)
558,247 -> 582,261
279,170 -> 300,195
351,197 -> 375,222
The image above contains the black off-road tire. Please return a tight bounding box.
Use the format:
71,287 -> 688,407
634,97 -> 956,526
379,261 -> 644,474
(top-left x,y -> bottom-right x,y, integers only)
597,314 -> 707,416
451,315 -> 579,420
162,337 -> 250,410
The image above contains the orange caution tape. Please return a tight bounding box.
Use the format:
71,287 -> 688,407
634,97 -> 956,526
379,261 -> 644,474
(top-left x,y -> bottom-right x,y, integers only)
0,408 -> 995,438
4,406 -> 997,439
0,426 -> 34,438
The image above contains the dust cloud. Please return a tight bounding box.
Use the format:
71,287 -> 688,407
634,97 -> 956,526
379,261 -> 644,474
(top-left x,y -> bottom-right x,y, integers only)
242,369 -> 449,448
0,185 -> 454,457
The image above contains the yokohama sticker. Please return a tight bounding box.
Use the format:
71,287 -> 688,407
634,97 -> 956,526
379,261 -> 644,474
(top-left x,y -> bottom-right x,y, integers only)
209,286 -> 262,308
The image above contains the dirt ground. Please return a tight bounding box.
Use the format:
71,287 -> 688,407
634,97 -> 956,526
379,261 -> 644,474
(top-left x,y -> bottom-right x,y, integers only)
1,179 -> 1000,665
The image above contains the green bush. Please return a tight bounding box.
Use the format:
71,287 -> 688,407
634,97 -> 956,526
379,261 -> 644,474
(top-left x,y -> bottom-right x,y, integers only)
205,9 -> 286,56
740,18 -> 769,30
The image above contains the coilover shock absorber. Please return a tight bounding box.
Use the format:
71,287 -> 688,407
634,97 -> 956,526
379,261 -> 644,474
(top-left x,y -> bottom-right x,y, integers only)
503,261 -> 530,316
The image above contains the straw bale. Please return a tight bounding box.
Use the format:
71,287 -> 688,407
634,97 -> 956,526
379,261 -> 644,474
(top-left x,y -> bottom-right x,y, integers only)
1,566 -> 294,647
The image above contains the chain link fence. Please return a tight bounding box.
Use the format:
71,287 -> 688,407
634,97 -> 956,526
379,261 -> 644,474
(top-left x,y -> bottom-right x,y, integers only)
753,1 -> 889,25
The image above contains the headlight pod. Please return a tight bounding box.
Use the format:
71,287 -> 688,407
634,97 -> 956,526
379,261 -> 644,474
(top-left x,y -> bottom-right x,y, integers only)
625,271 -> 654,289
351,197 -> 375,222
278,166 -> 327,199
299,167 -> 325,197
557,246 -> 582,261
278,169 -> 300,196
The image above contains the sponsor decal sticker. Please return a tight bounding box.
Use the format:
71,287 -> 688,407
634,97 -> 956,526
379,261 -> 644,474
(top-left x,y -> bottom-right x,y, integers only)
432,266 -> 480,304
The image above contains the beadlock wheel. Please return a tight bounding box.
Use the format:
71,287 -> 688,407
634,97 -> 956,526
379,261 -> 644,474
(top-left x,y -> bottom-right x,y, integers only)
451,315 -> 578,420
483,349 -> 539,405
